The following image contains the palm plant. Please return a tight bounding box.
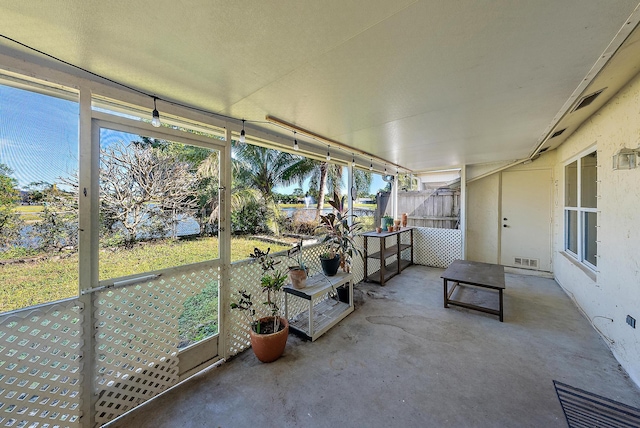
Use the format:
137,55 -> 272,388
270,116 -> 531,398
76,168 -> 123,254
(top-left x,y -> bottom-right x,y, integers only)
232,143 -> 309,235
300,160 -> 344,219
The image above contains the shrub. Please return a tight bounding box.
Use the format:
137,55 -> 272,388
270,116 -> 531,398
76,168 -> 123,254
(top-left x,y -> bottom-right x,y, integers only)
231,201 -> 270,235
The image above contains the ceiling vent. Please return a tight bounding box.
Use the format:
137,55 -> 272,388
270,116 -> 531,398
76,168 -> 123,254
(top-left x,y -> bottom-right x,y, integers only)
572,89 -> 605,112
550,128 -> 566,139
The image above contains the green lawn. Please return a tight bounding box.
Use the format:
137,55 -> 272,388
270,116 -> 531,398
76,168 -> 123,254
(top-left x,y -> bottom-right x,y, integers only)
0,237 -> 289,313
14,205 -> 44,221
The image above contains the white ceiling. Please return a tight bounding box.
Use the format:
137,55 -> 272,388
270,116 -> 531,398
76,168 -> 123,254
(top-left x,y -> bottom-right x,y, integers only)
1,1 -> 639,171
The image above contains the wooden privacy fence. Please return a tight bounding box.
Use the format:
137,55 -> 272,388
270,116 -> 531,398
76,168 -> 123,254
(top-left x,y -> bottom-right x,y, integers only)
376,189 -> 460,229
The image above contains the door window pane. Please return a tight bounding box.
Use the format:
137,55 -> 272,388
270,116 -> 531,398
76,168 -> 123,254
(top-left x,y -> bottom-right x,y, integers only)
581,152 -> 597,208
99,127 -> 220,280
584,211 -> 597,266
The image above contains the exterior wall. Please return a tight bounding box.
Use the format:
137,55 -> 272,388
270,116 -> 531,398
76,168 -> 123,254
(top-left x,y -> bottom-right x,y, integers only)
554,71 -> 640,387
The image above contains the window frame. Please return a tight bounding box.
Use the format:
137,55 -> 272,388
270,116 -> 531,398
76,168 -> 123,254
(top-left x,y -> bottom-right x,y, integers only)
92,113 -> 226,285
563,148 -> 598,271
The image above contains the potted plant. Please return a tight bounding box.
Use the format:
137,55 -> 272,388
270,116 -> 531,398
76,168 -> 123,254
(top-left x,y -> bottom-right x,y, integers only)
230,247 -> 289,363
319,249 -> 340,276
318,191 -> 363,301
287,241 -> 308,289
381,215 -> 393,231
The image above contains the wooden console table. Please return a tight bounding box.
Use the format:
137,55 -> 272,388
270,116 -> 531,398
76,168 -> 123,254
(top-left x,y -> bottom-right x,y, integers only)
363,227 -> 414,285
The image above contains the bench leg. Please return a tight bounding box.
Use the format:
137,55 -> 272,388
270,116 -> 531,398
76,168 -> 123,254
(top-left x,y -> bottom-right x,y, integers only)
499,289 -> 504,322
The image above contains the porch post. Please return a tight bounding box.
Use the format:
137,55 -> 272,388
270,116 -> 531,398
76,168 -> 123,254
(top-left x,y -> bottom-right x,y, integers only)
460,164 -> 467,260
218,126 -> 233,359
78,86 -> 98,428
391,174 -> 398,220
347,163 -> 354,225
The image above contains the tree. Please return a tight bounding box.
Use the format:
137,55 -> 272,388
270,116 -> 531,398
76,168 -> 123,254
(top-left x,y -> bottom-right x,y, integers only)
0,163 -> 23,248
100,141 -> 198,246
232,143 -> 308,235
354,170 -> 373,199
292,188 -> 304,198
397,173 -> 414,191
31,185 -> 78,252
303,160 -> 343,219
25,181 -> 54,205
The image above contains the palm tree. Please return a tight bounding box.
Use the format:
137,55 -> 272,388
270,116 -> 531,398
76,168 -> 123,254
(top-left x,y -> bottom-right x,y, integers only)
233,143 -> 309,235
314,162 -> 343,218
294,160 -> 373,219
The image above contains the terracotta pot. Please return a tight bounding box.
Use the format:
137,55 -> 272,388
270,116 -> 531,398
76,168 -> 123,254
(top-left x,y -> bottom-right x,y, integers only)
376,227 -> 382,233
402,213 -> 408,227
249,317 -> 289,363
387,225 -> 394,232
289,268 -> 307,289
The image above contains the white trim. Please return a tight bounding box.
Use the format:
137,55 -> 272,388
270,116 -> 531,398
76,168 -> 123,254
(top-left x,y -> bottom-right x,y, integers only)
562,147 -> 598,273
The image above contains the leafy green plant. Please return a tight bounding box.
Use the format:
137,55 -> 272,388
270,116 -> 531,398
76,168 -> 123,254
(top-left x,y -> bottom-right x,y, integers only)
317,191 -> 363,272
230,247 -> 288,334
319,251 -> 334,260
286,241 -> 308,272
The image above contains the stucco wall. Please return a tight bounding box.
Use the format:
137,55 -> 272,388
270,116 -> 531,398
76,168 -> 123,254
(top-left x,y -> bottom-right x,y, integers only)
554,71 -> 640,387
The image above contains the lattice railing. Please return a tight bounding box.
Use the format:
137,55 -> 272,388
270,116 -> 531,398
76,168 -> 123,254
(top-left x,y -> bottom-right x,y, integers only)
0,227 -> 461,428
227,243 -> 331,356
93,262 -> 219,426
0,299 -> 83,428
413,227 -> 462,268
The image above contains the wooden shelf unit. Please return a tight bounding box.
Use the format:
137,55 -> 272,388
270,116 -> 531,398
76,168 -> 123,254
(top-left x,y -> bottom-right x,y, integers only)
363,227 -> 414,285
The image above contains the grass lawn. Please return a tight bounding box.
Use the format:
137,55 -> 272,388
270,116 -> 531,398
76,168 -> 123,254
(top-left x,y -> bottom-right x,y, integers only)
14,205 -> 44,222
0,236 -> 289,313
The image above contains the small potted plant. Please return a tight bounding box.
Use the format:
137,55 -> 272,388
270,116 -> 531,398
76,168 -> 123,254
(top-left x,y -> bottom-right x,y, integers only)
319,249 -> 340,276
381,215 -> 393,231
318,191 -> 363,300
230,247 -> 289,363
287,241 -> 309,289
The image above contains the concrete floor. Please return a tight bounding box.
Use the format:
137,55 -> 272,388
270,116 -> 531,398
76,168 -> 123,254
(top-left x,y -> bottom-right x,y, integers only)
108,265 -> 640,428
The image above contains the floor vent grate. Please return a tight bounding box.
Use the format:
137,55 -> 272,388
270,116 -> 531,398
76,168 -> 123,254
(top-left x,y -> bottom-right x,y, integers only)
554,380 -> 640,428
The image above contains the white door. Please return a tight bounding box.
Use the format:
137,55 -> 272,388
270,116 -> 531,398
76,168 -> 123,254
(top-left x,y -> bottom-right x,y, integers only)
500,169 -> 552,271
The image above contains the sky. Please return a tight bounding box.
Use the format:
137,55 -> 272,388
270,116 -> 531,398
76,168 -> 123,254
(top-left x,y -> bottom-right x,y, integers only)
0,85 -> 78,189
0,83 -> 385,195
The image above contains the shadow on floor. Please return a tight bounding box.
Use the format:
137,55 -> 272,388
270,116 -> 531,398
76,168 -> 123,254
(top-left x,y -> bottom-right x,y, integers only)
107,265 -> 640,428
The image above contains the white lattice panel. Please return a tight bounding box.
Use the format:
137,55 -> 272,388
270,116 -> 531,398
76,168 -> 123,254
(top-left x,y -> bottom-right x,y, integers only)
413,227 -> 462,268
94,264 -> 218,425
228,258 -> 274,356
351,236 -> 365,284
227,242 -> 351,356
0,299 -> 83,428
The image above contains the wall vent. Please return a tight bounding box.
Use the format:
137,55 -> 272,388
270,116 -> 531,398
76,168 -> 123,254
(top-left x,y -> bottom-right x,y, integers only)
550,129 -> 566,139
514,257 -> 540,269
572,89 -> 605,112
